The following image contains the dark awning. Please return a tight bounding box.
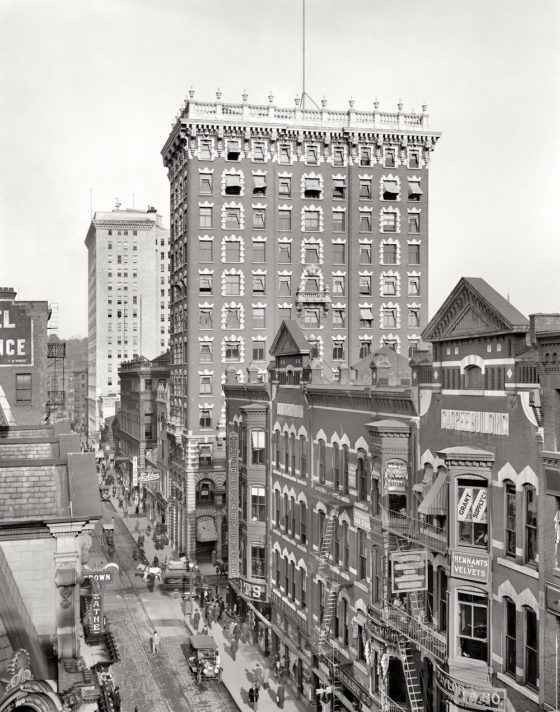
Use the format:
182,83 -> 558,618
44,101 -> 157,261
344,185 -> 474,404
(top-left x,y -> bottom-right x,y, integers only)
408,182 -> 423,195
418,470 -> 448,516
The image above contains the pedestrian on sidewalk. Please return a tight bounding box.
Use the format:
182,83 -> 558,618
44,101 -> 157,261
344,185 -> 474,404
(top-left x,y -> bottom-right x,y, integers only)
254,663 -> 263,689
112,686 -> 121,712
193,608 -> 200,631
212,603 -> 219,625
262,665 -> 270,690
152,630 -> 160,655
230,637 -> 238,661
276,683 -> 285,709
249,683 -> 259,711
233,622 -> 241,644
202,624 -> 209,635
241,619 -> 249,644
229,619 -> 236,640
135,503 -> 140,516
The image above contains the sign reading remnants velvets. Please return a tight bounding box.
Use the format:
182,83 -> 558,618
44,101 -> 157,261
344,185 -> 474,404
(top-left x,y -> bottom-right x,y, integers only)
0,302 -> 32,366
391,550 -> 427,593
451,551 -> 489,583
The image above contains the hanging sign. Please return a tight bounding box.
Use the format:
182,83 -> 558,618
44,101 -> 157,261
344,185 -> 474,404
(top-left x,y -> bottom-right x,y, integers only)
435,664 -> 505,710
228,432 -> 240,578
390,550 -> 427,593
90,593 -> 104,634
384,460 -> 408,493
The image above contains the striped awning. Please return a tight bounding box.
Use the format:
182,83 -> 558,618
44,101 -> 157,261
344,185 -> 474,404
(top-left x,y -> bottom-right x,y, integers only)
418,470 -> 448,516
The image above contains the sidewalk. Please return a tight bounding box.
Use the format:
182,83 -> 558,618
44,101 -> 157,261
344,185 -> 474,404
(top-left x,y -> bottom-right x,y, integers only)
107,498 -> 306,712
185,611 -> 306,712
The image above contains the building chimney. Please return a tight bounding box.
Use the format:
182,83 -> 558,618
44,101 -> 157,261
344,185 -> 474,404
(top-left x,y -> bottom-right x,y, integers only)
0,287 -> 17,300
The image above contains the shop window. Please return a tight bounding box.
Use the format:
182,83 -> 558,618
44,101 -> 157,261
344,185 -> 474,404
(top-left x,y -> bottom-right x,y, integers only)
457,477 -> 488,547
458,591 -> 488,662
525,485 -> 537,565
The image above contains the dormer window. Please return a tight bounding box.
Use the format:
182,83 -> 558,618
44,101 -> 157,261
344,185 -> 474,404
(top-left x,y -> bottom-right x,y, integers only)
226,140 -> 241,161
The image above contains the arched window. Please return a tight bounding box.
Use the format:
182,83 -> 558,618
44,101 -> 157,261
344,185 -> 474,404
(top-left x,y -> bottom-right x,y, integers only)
290,433 -> 296,475
284,432 -> 290,471
342,444 -> 349,494
504,481 -> 516,557
318,439 -> 326,483
299,435 -> 307,478
525,606 -> 538,688
457,476 -> 488,548
274,490 -> 280,526
524,484 -> 537,566
357,448 -> 368,501
274,431 -> 280,467
342,521 -> 349,569
504,597 -> 516,676
332,443 -> 340,489
464,365 -> 484,389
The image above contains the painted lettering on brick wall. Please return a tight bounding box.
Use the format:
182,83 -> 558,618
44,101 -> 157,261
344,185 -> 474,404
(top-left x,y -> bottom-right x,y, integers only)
441,409 -> 509,436
276,403 -> 304,419
0,302 -> 32,366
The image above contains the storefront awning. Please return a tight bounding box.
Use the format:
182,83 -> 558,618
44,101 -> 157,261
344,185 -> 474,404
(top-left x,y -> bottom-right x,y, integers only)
418,470 -> 448,516
196,516 -> 217,542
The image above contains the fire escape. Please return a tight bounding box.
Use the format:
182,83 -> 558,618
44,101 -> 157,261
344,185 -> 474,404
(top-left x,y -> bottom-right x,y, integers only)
47,304 -> 66,421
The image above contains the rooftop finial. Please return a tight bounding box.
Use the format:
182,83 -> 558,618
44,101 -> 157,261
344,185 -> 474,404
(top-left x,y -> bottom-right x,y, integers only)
268,90 -> 274,104
422,102 -> 428,112
115,198 -> 121,209
188,86 -> 195,99
349,97 -> 355,109
321,96 -> 327,108
373,98 -> 379,110
216,88 -> 222,101
295,94 -> 301,108
242,89 -> 248,102
398,98 -> 403,111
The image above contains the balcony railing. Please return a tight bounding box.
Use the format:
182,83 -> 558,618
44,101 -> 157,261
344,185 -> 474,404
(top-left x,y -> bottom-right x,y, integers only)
385,695 -> 409,712
382,601 -> 447,661
378,506 -> 447,555
47,390 -> 65,406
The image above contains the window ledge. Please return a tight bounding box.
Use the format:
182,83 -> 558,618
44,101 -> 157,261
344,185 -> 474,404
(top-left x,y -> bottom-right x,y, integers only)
496,557 -> 538,579
496,672 -> 539,703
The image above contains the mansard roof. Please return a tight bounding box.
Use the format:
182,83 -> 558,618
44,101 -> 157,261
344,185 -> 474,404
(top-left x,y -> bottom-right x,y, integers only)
422,277 -> 528,342
269,320 -> 310,358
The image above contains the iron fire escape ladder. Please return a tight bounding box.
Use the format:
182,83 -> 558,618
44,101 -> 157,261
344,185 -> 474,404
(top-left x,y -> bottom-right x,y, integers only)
398,638 -> 425,712
394,530 -> 424,621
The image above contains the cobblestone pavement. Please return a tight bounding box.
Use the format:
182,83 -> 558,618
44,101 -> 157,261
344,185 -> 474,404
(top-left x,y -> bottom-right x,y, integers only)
90,503 -> 239,712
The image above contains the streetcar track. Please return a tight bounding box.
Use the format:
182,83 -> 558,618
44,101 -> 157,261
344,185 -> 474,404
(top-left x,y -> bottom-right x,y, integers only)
92,506 -> 238,712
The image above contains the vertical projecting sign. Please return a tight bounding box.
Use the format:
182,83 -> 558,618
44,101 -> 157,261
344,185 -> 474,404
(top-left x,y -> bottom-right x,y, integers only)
228,431 -> 240,578
0,302 -> 32,366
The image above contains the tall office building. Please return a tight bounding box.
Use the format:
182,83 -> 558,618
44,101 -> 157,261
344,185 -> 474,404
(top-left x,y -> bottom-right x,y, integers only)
85,207 -> 170,443
161,92 -> 440,557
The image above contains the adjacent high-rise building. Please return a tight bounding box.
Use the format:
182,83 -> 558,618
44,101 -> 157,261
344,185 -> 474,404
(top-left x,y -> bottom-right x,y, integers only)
161,92 -> 440,557
85,207 -> 170,443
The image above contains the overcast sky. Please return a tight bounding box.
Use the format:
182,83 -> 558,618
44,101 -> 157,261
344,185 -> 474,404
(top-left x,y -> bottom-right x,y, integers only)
1,0 -> 558,338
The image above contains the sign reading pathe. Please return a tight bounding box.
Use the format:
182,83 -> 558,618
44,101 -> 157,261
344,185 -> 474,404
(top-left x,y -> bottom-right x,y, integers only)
441,409 -> 509,436
0,302 -> 32,366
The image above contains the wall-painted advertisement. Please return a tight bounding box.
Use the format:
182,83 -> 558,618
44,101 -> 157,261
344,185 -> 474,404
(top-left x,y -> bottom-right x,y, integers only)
0,302 -> 32,366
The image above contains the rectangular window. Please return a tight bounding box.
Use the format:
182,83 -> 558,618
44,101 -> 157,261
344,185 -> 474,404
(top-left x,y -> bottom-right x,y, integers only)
199,206 -> 212,228
304,308 -> 320,327
457,480 -> 488,547
304,210 -> 319,231
505,484 -> 516,557
383,308 -> 397,328
360,146 -> 372,166
383,244 -> 398,264
199,343 -> 212,362
252,274 -> 266,294
358,529 -> 368,579
253,142 -> 265,162
332,276 -> 345,296
408,213 -> 420,233
278,243 -> 291,263
253,175 -> 266,196
409,150 -> 420,168
199,141 -> 212,160
252,307 -> 265,328
381,212 -> 397,232
225,308 -> 240,329
252,342 -> 265,361
408,180 -> 423,202
359,340 -> 372,358
251,486 -> 266,521
199,274 -> 213,293
359,276 -> 372,295
225,241 -> 241,262
278,276 -> 291,296
252,240 -> 265,263
333,308 -> 345,327
225,174 -> 241,196
225,343 -> 241,361
385,148 -> 396,167
333,146 -> 344,166
199,375 -> 212,394
225,208 -> 241,229
525,486 -> 537,565
525,608 -> 538,687
278,145 -> 291,164
306,144 -> 318,165
408,309 -> 420,328
225,274 -> 241,295
333,178 -> 346,200
226,140 -> 240,161
332,211 -> 346,232
15,374 -> 32,402
278,210 -> 292,231
252,208 -> 266,229
251,431 -> 266,465
199,309 -> 212,328
279,306 -> 291,321
332,341 -> 345,361
304,177 -> 321,199
408,276 -> 420,296
278,177 -> 291,196
199,174 -> 213,194
408,244 -> 421,265
360,307 -> 374,328
383,179 -> 400,200
358,244 -> 371,264
359,213 -> 372,232
304,246 -> 319,264
458,592 -> 488,662
199,409 -> 212,428
332,243 -> 345,264
359,180 -> 372,199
